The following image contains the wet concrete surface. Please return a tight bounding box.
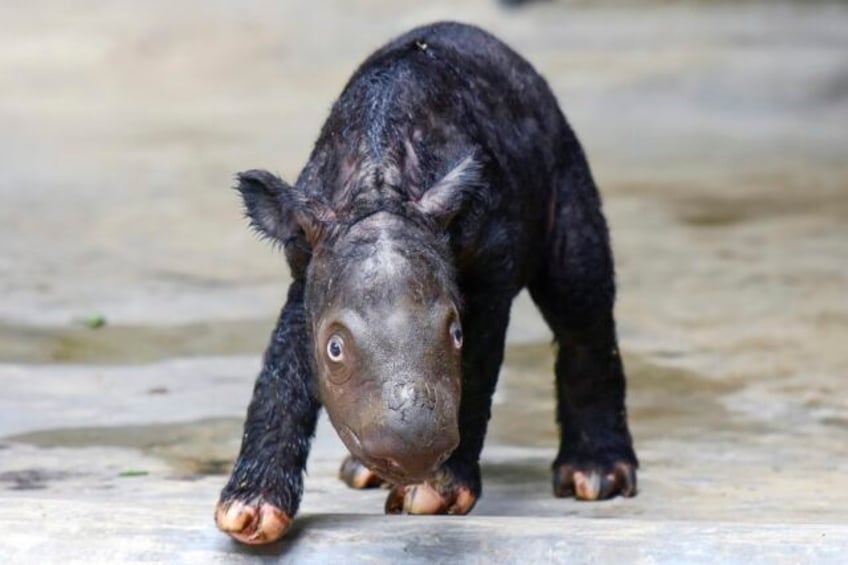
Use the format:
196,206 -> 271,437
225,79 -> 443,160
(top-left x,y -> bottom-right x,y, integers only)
0,319 -> 274,364
2,0 -> 848,562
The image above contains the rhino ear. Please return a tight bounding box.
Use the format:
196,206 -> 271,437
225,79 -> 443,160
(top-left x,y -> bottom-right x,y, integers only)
236,169 -> 328,246
414,155 -> 481,226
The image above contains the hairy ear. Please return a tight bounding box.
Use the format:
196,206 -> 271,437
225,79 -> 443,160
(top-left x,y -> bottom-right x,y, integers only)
235,169 -> 326,245
414,155 -> 482,225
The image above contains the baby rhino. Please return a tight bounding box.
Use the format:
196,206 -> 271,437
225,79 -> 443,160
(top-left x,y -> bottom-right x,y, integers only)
216,21 -> 637,544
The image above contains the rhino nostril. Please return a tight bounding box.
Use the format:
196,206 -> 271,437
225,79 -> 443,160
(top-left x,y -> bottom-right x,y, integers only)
387,382 -> 438,412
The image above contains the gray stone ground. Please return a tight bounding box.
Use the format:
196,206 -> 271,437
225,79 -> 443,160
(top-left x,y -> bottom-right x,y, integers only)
1,0 -> 847,562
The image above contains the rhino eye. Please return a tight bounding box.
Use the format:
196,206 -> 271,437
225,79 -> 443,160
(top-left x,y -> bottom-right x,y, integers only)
327,334 -> 345,362
450,321 -> 463,349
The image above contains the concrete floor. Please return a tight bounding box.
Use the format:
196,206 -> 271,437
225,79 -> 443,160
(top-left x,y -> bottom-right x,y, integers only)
1,0 -> 847,562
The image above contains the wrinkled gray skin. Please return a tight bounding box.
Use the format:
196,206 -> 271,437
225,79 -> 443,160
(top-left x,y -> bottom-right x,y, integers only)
305,213 -> 463,484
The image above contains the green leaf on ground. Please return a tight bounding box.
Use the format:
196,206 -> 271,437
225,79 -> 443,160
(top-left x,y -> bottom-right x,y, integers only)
84,313 -> 107,329
118,470 -> 149,477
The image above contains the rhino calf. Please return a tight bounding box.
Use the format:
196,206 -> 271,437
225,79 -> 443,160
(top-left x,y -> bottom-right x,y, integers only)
216,21 -> 637,544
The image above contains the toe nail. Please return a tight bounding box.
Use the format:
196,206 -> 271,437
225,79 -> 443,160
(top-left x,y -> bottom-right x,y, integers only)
352,467 -> 369,488
385,487 -> 406,514
575,471 -> 601,500
227,504 -> 251,530
598,473 -> 617,499
553,465 -> 575,497
448,488 -> 477,515
615,463 -> 637,496
406,483 -> 444,514
255,504 -> 289,543
404,486 -> 418,513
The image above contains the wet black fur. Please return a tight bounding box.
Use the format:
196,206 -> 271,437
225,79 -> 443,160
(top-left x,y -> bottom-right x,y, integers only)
221,21 -> 637,518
